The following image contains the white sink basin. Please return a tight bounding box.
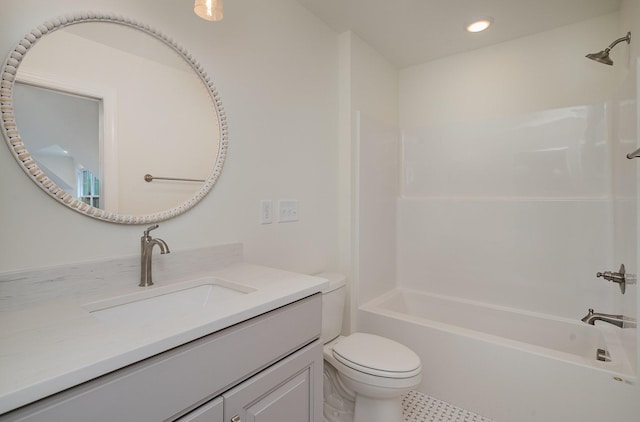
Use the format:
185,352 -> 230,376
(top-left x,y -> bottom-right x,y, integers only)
85,278 -> 253,327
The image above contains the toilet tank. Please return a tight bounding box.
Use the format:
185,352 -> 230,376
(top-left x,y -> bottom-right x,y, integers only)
316,272 -> 347,343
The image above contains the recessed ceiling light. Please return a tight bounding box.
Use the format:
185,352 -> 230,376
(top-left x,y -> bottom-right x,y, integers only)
466,17 -> 493,33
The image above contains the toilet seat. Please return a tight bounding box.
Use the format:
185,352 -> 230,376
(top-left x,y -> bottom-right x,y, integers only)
332,333 -> 421,379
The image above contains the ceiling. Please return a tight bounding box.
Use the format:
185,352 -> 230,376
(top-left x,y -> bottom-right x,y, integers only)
295,0 -> 622,68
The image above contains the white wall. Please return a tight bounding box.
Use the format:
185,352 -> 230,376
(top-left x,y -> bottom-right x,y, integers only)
338,32 -> 398,333
0,0 -> 340,275
400,13 -> 620,128
350,32 -> 399,307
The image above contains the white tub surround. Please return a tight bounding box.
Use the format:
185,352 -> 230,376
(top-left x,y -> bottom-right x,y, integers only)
363,288 -> 634,376
359,288 -> 639,422
0,244 -> 328,415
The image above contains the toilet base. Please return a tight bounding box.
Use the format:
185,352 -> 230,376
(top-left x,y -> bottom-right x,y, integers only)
324,359 -> 414,422
354,394 -> 403,422
323,365 -> 354,422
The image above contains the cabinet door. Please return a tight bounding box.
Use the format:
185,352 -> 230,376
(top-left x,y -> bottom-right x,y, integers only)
175,397 -> 223,422
223,340 -> 322,422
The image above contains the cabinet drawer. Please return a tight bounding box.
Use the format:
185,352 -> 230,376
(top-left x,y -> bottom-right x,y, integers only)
1,294 -> 321,422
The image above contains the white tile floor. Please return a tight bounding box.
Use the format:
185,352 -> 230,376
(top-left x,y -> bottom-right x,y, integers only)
402,391 -> 495,422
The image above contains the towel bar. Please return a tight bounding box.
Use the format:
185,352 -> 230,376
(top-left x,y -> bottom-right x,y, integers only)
144,174 -> 205,183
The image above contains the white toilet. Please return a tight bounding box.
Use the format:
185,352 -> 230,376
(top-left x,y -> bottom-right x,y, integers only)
318,273 -> 422,422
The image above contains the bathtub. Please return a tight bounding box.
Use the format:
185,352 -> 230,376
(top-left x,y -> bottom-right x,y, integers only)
358,288 -> 639,422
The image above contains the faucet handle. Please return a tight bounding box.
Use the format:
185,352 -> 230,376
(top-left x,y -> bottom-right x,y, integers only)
143,224 -> 160,237
596,264 -> 626,294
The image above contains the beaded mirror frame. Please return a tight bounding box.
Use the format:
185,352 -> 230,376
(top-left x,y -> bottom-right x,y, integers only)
0,12 -> 228,224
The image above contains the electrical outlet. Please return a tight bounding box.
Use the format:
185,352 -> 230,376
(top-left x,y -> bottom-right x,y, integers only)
260,200 -> 273,224
278,200 -> 299,223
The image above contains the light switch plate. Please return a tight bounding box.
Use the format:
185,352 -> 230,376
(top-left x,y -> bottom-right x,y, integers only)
260,200 -> 273,224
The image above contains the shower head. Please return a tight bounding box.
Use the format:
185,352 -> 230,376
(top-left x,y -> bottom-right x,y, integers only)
586,50 -> 614,65
586,32 -> 631,66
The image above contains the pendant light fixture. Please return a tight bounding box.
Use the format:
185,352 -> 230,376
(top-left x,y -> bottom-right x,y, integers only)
194,0 -> 224,22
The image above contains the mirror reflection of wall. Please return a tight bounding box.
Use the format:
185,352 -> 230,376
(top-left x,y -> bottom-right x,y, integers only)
14,22 -> 219,216
13,83 -> 101,206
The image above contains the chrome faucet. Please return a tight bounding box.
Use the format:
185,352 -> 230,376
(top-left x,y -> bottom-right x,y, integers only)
140,224 -> 170,287
581,308 -> 637,328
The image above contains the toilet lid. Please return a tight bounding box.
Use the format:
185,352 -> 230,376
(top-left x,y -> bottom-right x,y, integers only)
332,333 -> 421,379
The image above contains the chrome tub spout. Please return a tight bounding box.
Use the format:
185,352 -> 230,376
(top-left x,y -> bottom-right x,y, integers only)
581,308 -> 636,328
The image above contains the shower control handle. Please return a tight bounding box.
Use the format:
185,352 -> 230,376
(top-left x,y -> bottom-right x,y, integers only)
597,264 -> 626,294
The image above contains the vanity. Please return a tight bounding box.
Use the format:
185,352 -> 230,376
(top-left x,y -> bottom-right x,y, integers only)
0,12 -> 328,421
0,244 -> 328,421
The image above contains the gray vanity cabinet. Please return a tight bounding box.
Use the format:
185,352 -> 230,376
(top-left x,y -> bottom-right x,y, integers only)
222,340 -> 321,422
0,294 -> 322,422
175,397 -> 224,422
179,339 -> 321,422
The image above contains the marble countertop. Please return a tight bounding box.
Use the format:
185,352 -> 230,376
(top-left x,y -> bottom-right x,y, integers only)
0,244 -> 328,415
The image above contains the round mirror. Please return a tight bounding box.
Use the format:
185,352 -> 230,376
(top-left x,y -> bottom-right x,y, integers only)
0,12 -> 228,224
